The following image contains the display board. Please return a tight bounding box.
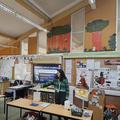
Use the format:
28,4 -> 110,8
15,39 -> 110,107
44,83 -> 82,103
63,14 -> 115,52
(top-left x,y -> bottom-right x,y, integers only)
14,63 -> 31,81
64,58 -> 120,89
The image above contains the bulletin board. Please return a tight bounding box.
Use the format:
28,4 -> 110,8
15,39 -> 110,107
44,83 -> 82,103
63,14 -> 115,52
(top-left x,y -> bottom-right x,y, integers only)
64,58 -> 120,89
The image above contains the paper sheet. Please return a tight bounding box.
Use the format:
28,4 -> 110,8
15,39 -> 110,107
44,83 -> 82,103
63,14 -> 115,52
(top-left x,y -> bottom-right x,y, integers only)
68,86 -> 75,104
86,59 -> 94,69
65,60 -> 72,73
94,61 -> 100,69
65,60 -> 72,83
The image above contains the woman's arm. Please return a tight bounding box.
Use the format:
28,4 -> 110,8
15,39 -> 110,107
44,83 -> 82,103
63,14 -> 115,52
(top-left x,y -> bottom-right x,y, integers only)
43,80 -> 54,87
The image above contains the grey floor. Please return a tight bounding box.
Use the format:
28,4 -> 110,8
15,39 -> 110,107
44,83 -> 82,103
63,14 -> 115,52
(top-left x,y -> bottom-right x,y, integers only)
0,98 -> 67,120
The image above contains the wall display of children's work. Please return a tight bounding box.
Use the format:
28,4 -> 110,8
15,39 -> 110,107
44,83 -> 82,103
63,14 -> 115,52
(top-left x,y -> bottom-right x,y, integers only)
47,25 -> 71,53
93,59 -> 120,88
0,59 -> 15,79
0,55 -> 62,82
0,55 -> 34,81
65,58 -> 120,90
76,59 -> 93,89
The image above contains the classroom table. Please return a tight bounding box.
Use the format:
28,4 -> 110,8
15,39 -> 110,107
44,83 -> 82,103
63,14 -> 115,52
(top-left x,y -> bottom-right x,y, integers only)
6,98 -> 47,120
6,98 -> 93,120
9,84 -> 32,100
0,95 -> 5,113
41,104 -> 93,120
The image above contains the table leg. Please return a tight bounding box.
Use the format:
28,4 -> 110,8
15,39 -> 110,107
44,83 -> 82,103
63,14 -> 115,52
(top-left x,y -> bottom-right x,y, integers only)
13,90 -> 16,100
39,112 -> 43,119
4,96 -> 5,113
6,104 -> 8,120
82,100 -> 84,109
50,114 -> 52,120
20,108 -> 22,118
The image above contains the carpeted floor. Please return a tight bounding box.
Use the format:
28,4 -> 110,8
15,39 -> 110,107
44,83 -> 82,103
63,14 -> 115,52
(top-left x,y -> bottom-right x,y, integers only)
0,98 -> 66,120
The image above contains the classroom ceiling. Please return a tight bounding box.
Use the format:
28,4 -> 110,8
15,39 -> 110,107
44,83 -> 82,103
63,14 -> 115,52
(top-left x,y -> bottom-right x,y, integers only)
24,0 -> 83,18
0,0 -> 89,49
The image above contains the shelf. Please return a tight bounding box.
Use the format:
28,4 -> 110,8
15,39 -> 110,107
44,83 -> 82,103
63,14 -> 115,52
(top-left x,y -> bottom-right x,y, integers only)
63,51 -> 120,59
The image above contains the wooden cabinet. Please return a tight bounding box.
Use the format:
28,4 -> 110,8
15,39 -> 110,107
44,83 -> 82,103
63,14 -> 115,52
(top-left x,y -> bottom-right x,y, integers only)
88,91 -> 105,120
0,81 -> 10,94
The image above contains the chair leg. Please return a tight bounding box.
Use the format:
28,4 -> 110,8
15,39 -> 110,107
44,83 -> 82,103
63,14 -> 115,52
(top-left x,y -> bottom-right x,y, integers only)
58,116 -> 61,120
4,96 -> 6,114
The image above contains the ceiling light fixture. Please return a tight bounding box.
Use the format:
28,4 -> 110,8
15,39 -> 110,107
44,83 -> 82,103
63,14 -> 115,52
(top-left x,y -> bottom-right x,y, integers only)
88,0 -> 96,9
89,0 -> 95,4
0,2 -> 48,32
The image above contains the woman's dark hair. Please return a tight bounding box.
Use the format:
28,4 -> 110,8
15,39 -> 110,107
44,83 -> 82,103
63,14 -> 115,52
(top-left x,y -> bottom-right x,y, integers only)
57,69 -> 67,81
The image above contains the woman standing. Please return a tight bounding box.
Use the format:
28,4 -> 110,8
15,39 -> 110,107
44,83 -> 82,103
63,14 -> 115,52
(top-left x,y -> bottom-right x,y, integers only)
43,69 -> 69,105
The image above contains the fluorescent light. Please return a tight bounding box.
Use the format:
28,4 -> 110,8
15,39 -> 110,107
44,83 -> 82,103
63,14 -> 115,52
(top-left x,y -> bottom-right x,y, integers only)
0,2 -> 48,32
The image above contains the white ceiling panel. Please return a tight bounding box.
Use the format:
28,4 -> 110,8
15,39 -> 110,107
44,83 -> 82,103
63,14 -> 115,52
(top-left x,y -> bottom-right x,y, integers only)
0,0 -> 44,37
28,0 -> 83,17
0,12 -> 34,37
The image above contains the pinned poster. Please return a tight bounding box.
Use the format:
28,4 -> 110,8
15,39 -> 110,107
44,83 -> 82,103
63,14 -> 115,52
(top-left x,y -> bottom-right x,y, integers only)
65,59 -> 72,73
76,68 -> 92,88
86,59 -> 94,69
65,59 -> 72,83
94,61 -> 100,69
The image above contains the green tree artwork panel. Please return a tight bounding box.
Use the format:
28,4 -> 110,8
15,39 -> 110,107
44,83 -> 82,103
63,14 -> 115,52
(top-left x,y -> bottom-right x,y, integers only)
85,19 -> 109,51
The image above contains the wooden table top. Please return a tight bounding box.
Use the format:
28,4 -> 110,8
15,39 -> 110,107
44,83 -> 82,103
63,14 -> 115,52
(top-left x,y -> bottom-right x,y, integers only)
7,98 -> 48,111
41,104 -> 93,120
7,98 -> 93,120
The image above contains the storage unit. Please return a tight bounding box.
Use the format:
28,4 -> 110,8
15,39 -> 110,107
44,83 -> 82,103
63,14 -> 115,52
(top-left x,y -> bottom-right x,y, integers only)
41,92 -> 55,103
88,90 -> 105,120
0,80 -> 10,94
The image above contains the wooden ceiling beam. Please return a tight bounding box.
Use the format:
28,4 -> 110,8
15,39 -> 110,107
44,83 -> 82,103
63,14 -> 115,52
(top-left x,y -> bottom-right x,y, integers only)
16,28 -> 38,41
16,0 -> 50,21
0,32 -> 18,49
